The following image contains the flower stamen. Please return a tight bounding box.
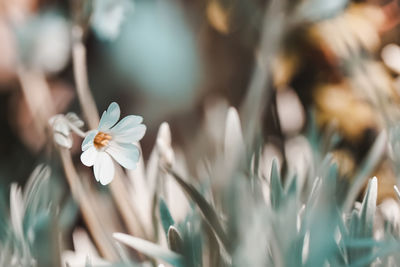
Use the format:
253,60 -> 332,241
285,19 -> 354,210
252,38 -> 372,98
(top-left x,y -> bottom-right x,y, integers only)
94,132 -> 112,149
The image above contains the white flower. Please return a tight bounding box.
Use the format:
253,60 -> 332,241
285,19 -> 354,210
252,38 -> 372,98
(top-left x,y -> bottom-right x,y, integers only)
80,102 -> 146,185
49,113 -> 84,148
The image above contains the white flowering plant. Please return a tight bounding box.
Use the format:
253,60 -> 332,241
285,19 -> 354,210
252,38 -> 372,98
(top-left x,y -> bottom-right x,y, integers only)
3,0 -> 400,267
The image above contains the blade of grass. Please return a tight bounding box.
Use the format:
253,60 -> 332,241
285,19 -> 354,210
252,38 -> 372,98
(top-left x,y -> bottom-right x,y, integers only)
113,232 -> 183,267
166,169 -> 229,250
159,198 -> 175,236
270,158 -> 283,209
342,131 -> 386,213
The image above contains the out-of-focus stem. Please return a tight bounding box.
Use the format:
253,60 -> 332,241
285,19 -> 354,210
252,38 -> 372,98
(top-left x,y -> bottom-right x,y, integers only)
240,0 -> 287,146
110,168 -> 149,239
71,25 -> 149,240
60,148 -> 119,261
72,26 -> 99,130
18,68 -> 55,119
18,68 -> 54,150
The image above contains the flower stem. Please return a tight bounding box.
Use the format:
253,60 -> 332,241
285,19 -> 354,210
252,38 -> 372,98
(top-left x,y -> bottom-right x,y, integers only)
71,25 -> 149,241
68,121 -> 87,138
59,148 -> 119,261
72,26 -> 99,130
110,168 -> 150,239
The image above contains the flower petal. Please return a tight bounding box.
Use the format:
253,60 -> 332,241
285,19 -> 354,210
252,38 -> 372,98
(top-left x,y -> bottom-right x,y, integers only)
81,146 -> 98,167
98,102 -> 120,131
66,112 -> 84,128
93,152 -> 115,185
106,142 -> 140,169
111,124 -> 147,143
53,118 -> 70,136
54,133 -> 72,148
111,115 -> 143,132
82,130 -> 97,151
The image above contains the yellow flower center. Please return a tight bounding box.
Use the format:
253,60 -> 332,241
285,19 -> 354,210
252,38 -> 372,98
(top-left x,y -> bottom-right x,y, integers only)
94,132 -> 112,149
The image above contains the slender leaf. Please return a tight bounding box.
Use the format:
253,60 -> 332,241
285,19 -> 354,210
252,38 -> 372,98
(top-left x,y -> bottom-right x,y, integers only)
359,177 -> 377,237
159,198 -> 175,236
167,169 -> 229,249
343,131 -> 386,213
270,158 -> 283,210
113,233 -> 183,267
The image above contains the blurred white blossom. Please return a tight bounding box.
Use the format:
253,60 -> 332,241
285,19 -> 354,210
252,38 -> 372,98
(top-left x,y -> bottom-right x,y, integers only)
382,44 -> 400,75
49,113 -> 84,148
276,89 -> 305,135
91,0 -> 134,40
62,228 -> 109,267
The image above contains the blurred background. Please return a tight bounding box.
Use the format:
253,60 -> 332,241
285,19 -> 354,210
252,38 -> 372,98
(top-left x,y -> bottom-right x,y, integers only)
1,0 -> 400,198
2,0 -> 400,265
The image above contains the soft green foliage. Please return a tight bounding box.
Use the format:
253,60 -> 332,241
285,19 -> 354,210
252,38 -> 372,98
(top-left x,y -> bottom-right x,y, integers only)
159,198 -> 175,236
111,114 -> 400,267
5,117 -> 400,267
5,0 -> 400,265
114,233 -> 183,267
0,166 -> 76,267
5,119 -> 400,267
